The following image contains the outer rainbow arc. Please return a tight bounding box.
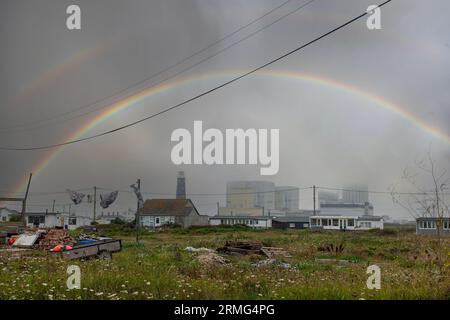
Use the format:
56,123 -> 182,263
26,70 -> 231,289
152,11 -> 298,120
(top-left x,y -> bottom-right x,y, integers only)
11,70 -> 450,196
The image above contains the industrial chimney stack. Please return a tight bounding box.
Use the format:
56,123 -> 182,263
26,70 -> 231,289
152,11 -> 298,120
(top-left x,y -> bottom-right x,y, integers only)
176,171 -> 186,199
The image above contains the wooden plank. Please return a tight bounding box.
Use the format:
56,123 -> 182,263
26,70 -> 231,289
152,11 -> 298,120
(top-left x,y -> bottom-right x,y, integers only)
260,247 -> 272,258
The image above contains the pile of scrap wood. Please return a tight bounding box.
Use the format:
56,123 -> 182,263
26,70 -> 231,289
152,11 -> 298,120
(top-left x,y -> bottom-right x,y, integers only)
217,241 -> 289,258
36,229 -> 75,250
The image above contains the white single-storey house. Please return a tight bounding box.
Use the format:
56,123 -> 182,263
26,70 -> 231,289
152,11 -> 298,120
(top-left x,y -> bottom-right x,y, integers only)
310,215 -> 383,231
139,199 -> 209,229
209,215 -> 272,228
25,212 -> 92,230
0,207 -> 20,222
25,212 -> 58,228
416,217 -> 450,236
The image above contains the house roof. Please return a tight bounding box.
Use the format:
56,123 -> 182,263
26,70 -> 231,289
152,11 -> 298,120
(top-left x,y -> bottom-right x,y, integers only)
0,208 -> 20,215
311,215 -> 383,221
416,217 -> 450,221
140,199 -> 199,216
210,215 -> 272,220
24,212 -> 58,216
357,215 -> 383,221
272,216 -> 310,223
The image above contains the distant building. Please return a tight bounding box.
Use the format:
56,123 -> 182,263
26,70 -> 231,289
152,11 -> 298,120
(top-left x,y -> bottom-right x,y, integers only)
342,185 -> 369,204
416,217 -> 450,236
209,215 -> 272,229
139,199 -> 208,229
176,171 -> 186,199
310,215 -> 383,231
318,190 -> 340,205
285,209 -> 316,217
98,210 -> 134,223
319,202 -> 374,216
218,207 -> 263,217
272,216 -> 310,229
275,186 -> 299,212
226,181 -> 275,211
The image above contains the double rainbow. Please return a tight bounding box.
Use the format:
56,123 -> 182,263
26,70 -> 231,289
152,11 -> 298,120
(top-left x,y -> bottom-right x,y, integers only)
10,70 -> 450,195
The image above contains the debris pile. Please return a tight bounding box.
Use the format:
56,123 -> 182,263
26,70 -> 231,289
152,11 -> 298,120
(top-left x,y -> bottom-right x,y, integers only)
196,252 -> 228,266
251,258 -> 291,269
317,243 -> 344,255
217,241 -> 289,258
36,229 -> 75,250
185,242 -> 291,268
217,241 -> 264,255
185,246 -> 214,253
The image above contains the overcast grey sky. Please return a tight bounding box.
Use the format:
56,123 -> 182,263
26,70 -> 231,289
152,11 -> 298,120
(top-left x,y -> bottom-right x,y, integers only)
0,0 -> 449,218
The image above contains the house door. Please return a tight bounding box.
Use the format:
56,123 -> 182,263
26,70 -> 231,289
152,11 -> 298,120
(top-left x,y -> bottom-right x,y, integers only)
339,219 -> 347,230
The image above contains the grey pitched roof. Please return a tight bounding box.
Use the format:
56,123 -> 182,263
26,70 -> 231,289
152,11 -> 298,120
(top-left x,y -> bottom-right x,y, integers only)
140,199 -> 199,216
272,216 -> 310,223
210,215 -> 272,220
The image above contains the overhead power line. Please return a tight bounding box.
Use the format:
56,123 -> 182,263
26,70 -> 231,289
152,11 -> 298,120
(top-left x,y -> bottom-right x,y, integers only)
98,186 -> 312,196
0,0 -> 394,151
316,186 -> 450,196
0,0 -> 300,133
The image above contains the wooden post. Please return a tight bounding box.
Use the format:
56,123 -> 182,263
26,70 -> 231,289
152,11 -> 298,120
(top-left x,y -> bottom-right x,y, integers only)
313,185 -> 316,215
21,173 -> 33,227
136,179 -> 141,243
93,186 -> 97,222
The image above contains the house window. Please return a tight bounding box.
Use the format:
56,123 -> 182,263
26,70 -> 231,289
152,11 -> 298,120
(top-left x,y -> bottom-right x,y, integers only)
69,217 -> 77,225
28,216 -> 45,226
360,222 -> 371,228
443,221 -> 449,230
311,219 -> 317,226
155,217 -> 160,224
348,219 -> 355,227
420,220 -> 435,229
332,219 -> 339,226
322,219 -> 329,226
2,216 -> 5,222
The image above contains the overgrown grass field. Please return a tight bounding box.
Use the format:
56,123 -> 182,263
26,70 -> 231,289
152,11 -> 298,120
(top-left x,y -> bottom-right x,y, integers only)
0,226 -> 449,300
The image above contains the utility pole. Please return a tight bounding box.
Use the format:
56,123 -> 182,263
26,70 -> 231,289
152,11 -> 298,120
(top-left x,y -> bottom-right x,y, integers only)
52,200 -> 55,212
21,173 -> 33,227
313,185 -> 316,215
136,179 -> 141,243
93,186 -> 97,222
216,202 -> 219,215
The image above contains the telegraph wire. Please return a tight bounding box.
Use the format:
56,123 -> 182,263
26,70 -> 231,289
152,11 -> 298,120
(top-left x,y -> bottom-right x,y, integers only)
0,0 -> 393,151
0,0 -> 301,133
316,186 -> 450,196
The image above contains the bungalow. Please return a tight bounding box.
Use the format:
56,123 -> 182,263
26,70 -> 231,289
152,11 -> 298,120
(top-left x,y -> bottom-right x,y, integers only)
209,215 -> 272,228
310,215 -> 383,231
416,217 -> 450,236
139,199 -> 209,229
0,207 -> 20,222
25,212 -> 58,228
272,216 -> 310,229
25,212 -> 92,230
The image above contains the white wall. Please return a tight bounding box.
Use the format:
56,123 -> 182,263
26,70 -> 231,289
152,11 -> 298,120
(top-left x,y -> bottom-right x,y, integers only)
140,215 -> 175,228
310,216 -> 383,230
